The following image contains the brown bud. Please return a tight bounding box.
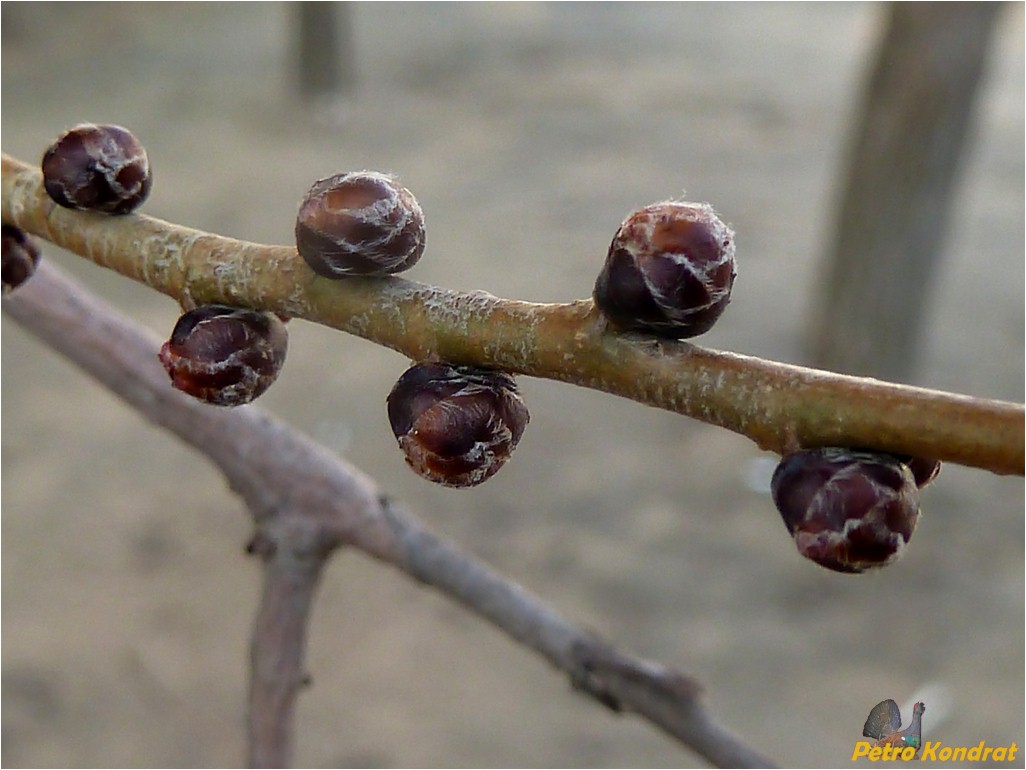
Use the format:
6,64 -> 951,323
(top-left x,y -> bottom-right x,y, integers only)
771,448 -> 921,574
159,305 -> 288,407
2,224 -> 41,293
386,362 -> 529,488
593,200 -> 736,338
41,123 -> 151,214
295,171 -> 425,277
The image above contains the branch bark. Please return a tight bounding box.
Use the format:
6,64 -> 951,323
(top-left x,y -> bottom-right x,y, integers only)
246,534 -> 325,767
3,153 -> 1022,475
2,262 -> 777,768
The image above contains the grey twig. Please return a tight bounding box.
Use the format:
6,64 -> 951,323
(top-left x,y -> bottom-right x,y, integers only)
3,262 -> 776,768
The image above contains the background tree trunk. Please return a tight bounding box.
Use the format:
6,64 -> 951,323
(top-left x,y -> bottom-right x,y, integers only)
293,2 -> 354,99
809,2 -> 1001,382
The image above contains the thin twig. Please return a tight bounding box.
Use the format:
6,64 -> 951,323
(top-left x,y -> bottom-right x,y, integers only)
246,533 -> 325,768
3,153 -> 1022,475
3,262 -> 777,768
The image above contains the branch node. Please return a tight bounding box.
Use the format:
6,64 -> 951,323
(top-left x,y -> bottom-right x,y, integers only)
569,639 -> 702,715
246,531 -> 278,560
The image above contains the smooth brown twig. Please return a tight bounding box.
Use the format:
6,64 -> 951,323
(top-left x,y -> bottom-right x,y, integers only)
3,153 -> 1022,475
3,262 -> 776,768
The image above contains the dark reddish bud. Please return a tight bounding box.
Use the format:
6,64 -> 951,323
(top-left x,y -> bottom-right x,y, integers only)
41,123 -> 152,214
159,305 -> 288,407
386,362 -> 529,488
2,224 -> 41,293
295,171 -> 425,277
593,200 -> 736,339
770,448 -> 920,574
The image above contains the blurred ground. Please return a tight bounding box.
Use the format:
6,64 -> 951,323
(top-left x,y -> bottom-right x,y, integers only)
1,4 -> 1023,768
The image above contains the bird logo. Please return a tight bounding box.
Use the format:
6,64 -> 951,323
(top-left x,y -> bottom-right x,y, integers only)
863,699 -> 926,757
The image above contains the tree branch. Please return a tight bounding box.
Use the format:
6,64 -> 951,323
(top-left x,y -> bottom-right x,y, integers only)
246,532 -> 325,768
3,152 -> 1022,475
2,262 -> 776,768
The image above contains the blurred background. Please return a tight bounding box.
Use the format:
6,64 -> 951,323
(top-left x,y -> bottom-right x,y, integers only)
2,3 -> 1022,767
